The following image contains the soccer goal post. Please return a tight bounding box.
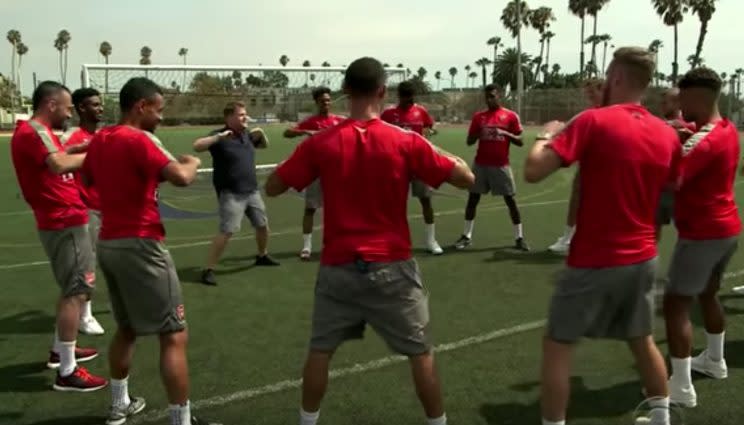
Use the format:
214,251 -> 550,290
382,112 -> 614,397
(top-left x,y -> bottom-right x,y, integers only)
81,64 -> 409,124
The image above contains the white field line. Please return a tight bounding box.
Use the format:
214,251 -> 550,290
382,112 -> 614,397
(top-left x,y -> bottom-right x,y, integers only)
131,320 -> 548,424
0,198 -> 567,270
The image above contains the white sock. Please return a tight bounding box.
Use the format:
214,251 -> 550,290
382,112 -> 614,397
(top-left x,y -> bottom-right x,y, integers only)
111,377 -> 132,408
564,225 -> 576,239
425,223 -> 436,244
463,220 -> 474,239
514,223 -> 524,239
58,340 -> 77,377
648,397 -> 670,424
670,357 -> 692,387
299,408 -> 320,425
706,331 -> 725,361
302,234 -> 312,252
427,414 -> 447,425
81,300 -> 93,320
169,401 -> 191,425
542,419 -> 565,425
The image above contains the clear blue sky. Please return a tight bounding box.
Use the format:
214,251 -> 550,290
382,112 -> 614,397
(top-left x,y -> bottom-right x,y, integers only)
2,0 -> 741,94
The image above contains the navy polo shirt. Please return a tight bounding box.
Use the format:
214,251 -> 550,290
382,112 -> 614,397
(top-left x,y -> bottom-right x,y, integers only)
208,127 -> 258,194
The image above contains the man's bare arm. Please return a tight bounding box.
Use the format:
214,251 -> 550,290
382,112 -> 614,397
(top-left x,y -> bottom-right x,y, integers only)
46,152 -> 86,174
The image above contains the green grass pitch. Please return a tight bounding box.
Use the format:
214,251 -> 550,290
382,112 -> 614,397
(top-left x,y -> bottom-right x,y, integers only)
1,125 -> 744,425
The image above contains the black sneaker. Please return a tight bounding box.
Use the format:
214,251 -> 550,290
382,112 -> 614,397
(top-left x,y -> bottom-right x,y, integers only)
192,416 -> 223,425
515,237 -> 530,252
200,269 -> 217,286
255,255 -> 280,266
454,235 -> 472,250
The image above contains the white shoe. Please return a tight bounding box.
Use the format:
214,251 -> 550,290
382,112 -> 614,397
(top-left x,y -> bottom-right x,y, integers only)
732,285 -> 744,295
427,240 -> 444,255
691,349 -> 728,379
548,235 -> 570,254
79,316 -> 105,335
668,379 -> 697,408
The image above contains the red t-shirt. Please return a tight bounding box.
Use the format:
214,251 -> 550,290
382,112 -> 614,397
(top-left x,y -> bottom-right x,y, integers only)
674,119 -> 741,240
469,107 -> 523,166
276,118 -> 455,265
380,104 -> 434,135
81,125 -> 175,241
549,104 -> 681,268
62,127 -> 101,211
10,119 -> 88,230
295,114 -> 345,132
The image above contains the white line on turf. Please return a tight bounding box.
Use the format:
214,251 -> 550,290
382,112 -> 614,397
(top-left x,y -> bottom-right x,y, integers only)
131,320 -> 547,423
0,198 -> 567,270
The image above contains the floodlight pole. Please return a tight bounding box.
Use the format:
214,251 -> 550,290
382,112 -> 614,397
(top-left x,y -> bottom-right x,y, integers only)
516,0 -> 524,117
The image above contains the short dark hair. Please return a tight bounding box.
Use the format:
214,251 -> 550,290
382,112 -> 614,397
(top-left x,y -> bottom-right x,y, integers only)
32,81 -> 70,111
343,57 -> 386,97
119,77 -> 163,113
397,80 -> 416,98
678,67 -> 722,94
223,101 -> 246,117
71,88 -> 101,112
312,86 -> 331,101
484,83 -> 501,93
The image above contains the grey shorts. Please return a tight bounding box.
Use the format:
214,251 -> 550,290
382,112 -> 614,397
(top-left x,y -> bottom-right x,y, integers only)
472,164 -> 516,196
311,259 -> 431,356
218,190 -> 268,234
411,180 -> 433,199
38,225 -> 95,298
548,257 -> 657,343
88,210 -> 101,261
667,237 -> 738,296
304,180 -> 322,209
656,190 -> 674,226
98,238 -> 186,336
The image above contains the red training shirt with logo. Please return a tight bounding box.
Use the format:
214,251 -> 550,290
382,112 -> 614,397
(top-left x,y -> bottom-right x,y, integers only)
380,104 -> 434,136
468,107 -> 523,167
295,114 -> 345,132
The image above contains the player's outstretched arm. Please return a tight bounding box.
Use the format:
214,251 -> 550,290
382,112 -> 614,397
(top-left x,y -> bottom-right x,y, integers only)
46,152 -> 86,174
265,171 -> 289,197
446,156 -> 475,189
193,130 -> 231,152
162,155 -> 201,187
284,127 -> 314,138
524,121 -> 565,183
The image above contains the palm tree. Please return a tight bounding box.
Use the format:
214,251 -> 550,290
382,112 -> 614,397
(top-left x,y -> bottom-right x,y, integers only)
417,67 -> 427,81
302,60 -> 311,87
448,67 -> 458,89
464,65 -> 472,87
543,31 -> 556,82
652,0 -> 688,83
735,68 -> 744,99
6,30 -> 21,101
99,41 -> 112,94
475,58 -> 492,88
487,36 -> 504,84
648,39 -> 663,72
279,55 -> 290,67
178,47 -> 188,65
501,1 -> 529,113
686,54 -> 704,68
529,6 -> 555,82
654,71 -> 666,87
687,0 -> 717,69
597,34 -> 613,72
309,73 -> 316,86
493,48 -> 532,92
434,71 -> 442,90
54,30 -> 71,84
15,42 -> 28,99
322,61 -> 331,67
586,0 -> 610,71
569,0 -> 589,76
468,72 -> 478,88
140,46 -> 152,78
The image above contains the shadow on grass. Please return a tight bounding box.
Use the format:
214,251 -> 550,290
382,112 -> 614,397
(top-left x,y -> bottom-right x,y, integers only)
0,361 -> 50,393
484,246 -> 565,265
0,310 -> 54,335
26,416 -> 104,425
482,377 -> 640,424
177,251 -> 300,284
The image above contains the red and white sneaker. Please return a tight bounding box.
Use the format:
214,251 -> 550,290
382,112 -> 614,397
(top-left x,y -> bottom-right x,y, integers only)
299,249 -> 311,261
46,347 -> 99,369
53,366 -> 108,392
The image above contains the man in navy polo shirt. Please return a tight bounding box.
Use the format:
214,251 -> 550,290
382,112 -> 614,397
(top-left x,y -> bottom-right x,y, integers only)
194,101 -> 279,286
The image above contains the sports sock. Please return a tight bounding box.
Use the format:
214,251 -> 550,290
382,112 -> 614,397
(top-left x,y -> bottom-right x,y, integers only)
81,300 -> 93,320
648,397 -> 670,425
111,377 -> 132,408
169,401 -> 191,425
542,419 -> 565,425
463,220 -> 474,239
706,331 -> 725,361
563,225 -> 575,240
302,234 -> 312,252
299,408 -> 320,425
670,357 -> 692,387
514,223 -> 524,239
59,340 -> 77,377
425,223 -> 436,244
427,414 -> 447,425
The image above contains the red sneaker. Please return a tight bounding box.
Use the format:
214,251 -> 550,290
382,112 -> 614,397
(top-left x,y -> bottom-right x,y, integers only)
46,347 -> 99,369
53,366 -> 108,392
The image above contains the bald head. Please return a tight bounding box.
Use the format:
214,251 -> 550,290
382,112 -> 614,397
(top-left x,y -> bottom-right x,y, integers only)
661,88 -> 681,120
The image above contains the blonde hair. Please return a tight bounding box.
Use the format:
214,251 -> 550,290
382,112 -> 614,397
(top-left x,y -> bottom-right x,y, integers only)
611,47 -> 656,89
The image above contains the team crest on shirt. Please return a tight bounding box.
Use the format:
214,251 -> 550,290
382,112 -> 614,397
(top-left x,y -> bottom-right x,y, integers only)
85,272 -> 96,286
176,304 -> 186,321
